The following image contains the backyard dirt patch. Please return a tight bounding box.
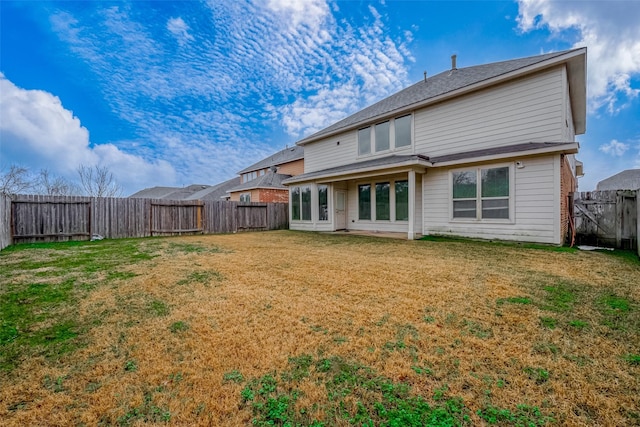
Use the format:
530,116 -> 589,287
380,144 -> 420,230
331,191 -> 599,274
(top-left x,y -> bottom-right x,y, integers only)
1,231 -> 638,426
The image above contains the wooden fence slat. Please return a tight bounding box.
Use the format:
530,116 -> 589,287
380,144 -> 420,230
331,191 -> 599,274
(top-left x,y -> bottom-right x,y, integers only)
2,195 -> 289,247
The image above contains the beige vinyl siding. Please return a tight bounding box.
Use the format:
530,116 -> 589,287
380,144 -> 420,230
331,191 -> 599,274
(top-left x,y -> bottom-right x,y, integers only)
304,132 -> 357,173
414,67 -> 565,157
423,155 -> 560,244
562,66 -> 576,142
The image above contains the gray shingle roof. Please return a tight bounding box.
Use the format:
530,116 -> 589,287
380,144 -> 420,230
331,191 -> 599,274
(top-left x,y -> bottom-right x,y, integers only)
596,169 -> 640,190
283,155 -> 430,184
237,145 -> 304,174
283,142 -> 577,184
228,172 -> 292,192
185,177 -> 240,200
429,142 -> 577,164
298,49 -> 582,145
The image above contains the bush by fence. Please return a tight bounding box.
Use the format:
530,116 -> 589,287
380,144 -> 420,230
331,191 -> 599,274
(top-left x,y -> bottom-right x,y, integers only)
1,194 -> 289,248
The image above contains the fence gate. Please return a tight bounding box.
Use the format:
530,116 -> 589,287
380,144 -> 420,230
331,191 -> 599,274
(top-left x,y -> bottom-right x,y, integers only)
11,197 -> 91,243
574,190 -> 637,249
237,204 -> 268,231
150,201 -> 204,236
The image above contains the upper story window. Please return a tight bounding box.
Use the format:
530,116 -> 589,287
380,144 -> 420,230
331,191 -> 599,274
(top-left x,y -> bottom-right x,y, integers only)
358,127 -> 371,156
375,121 -> 390,152
395,115 -> 411,148
357,114 -> 412,157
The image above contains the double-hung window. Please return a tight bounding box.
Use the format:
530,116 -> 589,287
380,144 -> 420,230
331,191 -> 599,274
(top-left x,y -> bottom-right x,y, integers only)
318,185 -> 328,221
358,127 -> 371,156
358,184 -> 371,220
375,121 -> 390,152
395,180 -> 409,221
291,186 -> 312,221
375,182 -> 390,220
452,166 -> 510,220
395,115 -> 411,148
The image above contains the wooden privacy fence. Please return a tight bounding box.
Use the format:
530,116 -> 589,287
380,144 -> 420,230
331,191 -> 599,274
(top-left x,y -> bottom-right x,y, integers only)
2,194 -> 289,246
574,190 -> 638,252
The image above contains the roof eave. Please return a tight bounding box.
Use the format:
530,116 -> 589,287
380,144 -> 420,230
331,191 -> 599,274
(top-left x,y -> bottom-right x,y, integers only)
297,48 -> 588,146
282,158 -> 432,185
431,142 -> 580,168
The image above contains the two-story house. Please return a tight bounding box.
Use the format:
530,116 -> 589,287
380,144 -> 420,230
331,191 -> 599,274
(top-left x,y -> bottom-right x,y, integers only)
284,48 -> 586,244
227,145 -> 304,203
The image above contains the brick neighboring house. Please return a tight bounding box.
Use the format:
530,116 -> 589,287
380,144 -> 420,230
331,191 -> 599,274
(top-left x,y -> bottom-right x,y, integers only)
227,146 -> 304,203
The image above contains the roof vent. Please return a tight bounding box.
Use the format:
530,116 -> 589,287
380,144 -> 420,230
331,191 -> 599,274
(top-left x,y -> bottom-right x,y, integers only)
423,71 -> 427,82
451,54 -> 457,70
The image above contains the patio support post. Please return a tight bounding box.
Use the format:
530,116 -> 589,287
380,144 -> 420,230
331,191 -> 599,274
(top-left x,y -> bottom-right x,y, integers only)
408,170 -> 415,240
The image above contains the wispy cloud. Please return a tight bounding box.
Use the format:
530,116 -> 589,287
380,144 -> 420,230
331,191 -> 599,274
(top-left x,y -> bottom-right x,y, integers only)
167,17 -> 194,46
599,139 -> 629,157
517,0 -> 640,114
41,0 -> 414,189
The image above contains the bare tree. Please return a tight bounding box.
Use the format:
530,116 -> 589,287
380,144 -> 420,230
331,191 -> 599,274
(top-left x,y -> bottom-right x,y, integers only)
77,165 -> 123,197
0,165 -> 34,195
36,169 -> 80,196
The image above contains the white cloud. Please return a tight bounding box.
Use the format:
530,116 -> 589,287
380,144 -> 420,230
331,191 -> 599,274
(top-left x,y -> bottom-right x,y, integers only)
0,73 -> 175,194
167,17 -> 194,46
599,139 -> 629,157
517,0 -> 640,114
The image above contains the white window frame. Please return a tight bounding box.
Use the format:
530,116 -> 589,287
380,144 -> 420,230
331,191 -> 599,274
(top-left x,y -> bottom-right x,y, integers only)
356,114 -> 413,158
318,185 -> 329,222
449,163 -> 514,222
291,185 -> 312,222
239,192 -> 251,203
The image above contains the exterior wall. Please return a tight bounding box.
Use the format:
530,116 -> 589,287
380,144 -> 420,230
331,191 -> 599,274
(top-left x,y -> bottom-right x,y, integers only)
304,131 -> 357,174
257,189 -> 289,203
423,155 -> 561,244
303,66 -> 567,174
415,67 -> 565,157
278,159 -> 304,176
562,66 -> 576,143
229,189 -> 259,202
230,189 -> 289,203
560,155 -> 577,244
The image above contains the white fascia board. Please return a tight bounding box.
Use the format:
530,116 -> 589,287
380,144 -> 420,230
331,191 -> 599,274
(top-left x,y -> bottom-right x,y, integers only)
283,160 -> 430,185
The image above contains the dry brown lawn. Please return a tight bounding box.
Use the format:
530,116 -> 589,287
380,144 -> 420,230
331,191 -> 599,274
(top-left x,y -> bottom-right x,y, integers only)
0,231 -> 638,426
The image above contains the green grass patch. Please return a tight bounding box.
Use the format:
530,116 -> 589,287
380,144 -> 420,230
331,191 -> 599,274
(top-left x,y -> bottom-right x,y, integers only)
477,404 -> 553,425
169,321 -> 189,333
623,354 -> 640,366
540,317 -> 557,329
523,367 -> 550,384
176,270 -> 224,286
148,299 -> 170,317
0,239 -> 158,372
223,369 -> 245,384
117,391 -> 171,425
541,283 -> 576,312
238,354 -> 474,426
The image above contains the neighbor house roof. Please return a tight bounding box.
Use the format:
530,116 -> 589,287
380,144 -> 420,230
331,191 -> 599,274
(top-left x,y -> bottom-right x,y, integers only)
297,48 -> 586,145
228,171 -> 291,192
596,169 -> 640,191
237,145 -> 304,174
283,142 -> 578,184
129,178 -> 239,200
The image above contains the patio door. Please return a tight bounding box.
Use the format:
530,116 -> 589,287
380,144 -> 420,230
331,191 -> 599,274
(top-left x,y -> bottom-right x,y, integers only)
335,190 -> 347,230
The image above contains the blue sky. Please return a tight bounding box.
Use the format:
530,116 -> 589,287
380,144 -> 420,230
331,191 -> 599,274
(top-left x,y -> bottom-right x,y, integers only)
1,0 -> 639,195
